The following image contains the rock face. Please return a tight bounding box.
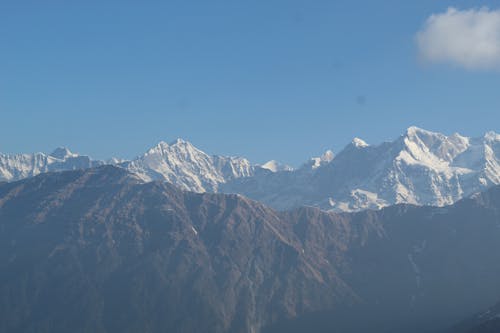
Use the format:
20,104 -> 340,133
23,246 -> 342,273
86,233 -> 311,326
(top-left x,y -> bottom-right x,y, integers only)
223,127 -> 500,211
2,166 -> 500,333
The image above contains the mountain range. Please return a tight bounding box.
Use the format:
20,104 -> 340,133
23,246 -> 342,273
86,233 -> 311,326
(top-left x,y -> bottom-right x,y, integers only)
0,147 -> 104,181
1,166 -> 500,332
1,127 -> 499,212
224,127 -> 500,211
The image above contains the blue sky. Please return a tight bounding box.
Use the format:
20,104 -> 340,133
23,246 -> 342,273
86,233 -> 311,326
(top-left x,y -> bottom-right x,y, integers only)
1,0 -> 500,166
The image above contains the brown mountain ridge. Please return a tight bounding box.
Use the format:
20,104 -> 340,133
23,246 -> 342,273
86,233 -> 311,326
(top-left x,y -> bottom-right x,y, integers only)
1,166 -> 500,333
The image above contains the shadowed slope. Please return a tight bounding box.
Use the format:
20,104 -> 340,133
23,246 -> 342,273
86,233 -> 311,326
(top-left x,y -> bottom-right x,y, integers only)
1,166 -> 500,333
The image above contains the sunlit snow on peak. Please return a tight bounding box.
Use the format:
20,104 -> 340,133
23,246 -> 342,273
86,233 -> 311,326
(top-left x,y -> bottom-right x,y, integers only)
50,147 -> 77,160
352,137 -> 369,148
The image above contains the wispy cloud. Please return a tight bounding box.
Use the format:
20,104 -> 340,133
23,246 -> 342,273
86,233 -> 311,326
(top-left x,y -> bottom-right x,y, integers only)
416,7 -> 500,70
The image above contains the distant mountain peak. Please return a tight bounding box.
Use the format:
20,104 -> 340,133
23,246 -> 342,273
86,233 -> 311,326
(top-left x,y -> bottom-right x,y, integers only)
224,127 -> 500,212
485,131 -> 500,142
351,137 -> 369,148
260,160 -> 293,172
320,149 -> 335,162
147,139 -> 197,156
125,138 -> 254,192
304,149 -> 335,170
0,148 -> 101,182
2,128 -> 500,214
155,140 -> 169,147
406,125 -> 423,133
50,147 -> 77,160
405,125 -> 435,136
169,138 -> 190,146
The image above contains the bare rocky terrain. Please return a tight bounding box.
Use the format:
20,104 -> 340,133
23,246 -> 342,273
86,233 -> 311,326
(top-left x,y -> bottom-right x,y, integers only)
1,166 -> 500,332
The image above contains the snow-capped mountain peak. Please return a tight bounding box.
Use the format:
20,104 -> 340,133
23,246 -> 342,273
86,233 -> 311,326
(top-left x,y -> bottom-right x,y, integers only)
485,131 -> 500,142
2,128 -> 500,214
260,160 -> 293,172
351,137 -> 369,148
320,149 -> 335,162
405,125 -> 432,136
0,148 -> 102,182
50,147 -> 77,160
222,127 -> 500,213
399,127 -> 470,164
122,139 -> 254,192
147,139 -> 191,153
170,137 -> 189,145
308,150 -> 335,169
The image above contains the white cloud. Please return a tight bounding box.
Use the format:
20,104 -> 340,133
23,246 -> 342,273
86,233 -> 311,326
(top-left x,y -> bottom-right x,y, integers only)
416,7 -> 500,70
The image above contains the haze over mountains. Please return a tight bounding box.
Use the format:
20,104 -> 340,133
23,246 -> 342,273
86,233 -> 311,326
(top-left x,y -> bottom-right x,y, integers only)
2,127 -> 500,333
1,127 -> 498,212
1,166 -> 500,333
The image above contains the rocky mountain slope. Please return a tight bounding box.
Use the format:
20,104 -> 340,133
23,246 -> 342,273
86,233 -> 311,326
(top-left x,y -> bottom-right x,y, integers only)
2,166 -> 500,333
449,301 -> 500,333
0,166 -> 357,333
